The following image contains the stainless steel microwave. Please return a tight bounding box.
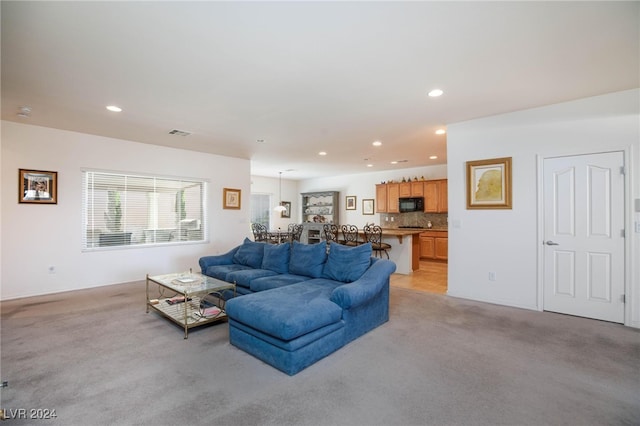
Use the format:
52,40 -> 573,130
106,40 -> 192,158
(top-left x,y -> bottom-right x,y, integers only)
399,197 -> 424,212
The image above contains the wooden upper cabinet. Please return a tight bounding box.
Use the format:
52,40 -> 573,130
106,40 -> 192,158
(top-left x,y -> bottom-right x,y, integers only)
375,184 -> 388,213
387,183 -> 400,213
424,181 -> 438,212
423,179 -> 447,213
438,179 -> 448,213
411,181 -> 424,197
376,179 -> 444,213
399,182 -> 412,197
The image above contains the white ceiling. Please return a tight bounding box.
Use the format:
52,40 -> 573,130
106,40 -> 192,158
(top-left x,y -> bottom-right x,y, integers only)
2,1 -> 638,180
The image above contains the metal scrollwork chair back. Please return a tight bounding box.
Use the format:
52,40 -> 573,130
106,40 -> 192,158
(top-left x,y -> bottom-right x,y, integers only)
363,224 -> 391,259
251,223 -> 269,242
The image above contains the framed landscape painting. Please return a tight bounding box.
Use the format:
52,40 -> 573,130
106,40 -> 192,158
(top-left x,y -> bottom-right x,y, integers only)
466,157 -> 512,209
19,169 -> 57,204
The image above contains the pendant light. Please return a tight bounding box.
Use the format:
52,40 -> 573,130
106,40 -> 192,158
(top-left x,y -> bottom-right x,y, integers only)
274,171 -> 287,213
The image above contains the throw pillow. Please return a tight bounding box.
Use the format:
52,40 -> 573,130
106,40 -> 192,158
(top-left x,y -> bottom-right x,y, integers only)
262,242 -> 290,274
323,242 -> 372,283
233,238 -> 265,269
289,241 -> 327,278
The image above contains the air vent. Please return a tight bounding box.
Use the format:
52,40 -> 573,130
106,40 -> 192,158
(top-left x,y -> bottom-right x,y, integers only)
168,129 -> 191,136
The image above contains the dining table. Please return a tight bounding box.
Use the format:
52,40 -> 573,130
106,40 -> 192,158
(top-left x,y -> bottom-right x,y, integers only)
267,230 -> 291,244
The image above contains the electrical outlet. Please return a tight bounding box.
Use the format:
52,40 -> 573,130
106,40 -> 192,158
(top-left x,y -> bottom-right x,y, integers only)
489,272 -> 496,281
391,217 -> 394,222
385,217 -> 389,222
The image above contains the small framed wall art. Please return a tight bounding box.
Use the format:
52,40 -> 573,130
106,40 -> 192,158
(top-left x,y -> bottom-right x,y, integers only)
362,199 -> 374,215
280,201 -> 291,218
346,195 -> 356,210
466,157 -> 512,209
19,169 -> 58,204
223,188 -> 241,209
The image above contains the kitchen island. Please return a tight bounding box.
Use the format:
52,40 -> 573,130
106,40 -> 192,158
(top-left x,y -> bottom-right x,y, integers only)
357,228 -> 424,274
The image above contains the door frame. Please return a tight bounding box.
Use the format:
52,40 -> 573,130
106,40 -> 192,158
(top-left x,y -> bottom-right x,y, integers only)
536,147 -> 634,326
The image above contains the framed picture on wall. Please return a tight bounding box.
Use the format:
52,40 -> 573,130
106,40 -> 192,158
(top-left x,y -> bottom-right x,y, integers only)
362,199 -> 374,215
466,157 -> 512,209
280,201 -> 291,218
18,169 -> 58,204
223,188 -> 241,209
346,195 -> 356,210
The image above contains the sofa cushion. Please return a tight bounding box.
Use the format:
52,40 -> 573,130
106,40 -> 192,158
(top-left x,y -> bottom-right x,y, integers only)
261,242 -> 290,273
226,282 -> 342,341
233,238 -> 265,269
288,241 -> 327,278
204,264 -> 253,281
226,268 -> 279,289
323,242 -> 372,283
250,273 -> 311,292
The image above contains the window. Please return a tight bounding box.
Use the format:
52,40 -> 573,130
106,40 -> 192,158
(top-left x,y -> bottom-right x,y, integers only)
250,193 -> 271,228
82,170 -> 207,249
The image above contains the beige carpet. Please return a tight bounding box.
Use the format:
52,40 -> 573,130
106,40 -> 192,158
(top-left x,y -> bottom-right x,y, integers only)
1,281 -> 639,425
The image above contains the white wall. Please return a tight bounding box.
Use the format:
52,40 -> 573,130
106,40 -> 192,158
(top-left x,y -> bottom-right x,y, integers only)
299,165 -> 448,227
1,122 -> 252,300
446,89 -> 640,327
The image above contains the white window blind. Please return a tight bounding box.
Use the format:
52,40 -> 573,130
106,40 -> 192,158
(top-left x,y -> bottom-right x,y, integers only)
250,193 -> 271,228
82,170 -> 207,249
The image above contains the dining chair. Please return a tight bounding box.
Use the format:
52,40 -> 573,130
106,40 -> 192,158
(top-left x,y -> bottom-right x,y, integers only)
363,224 -> 391,259
288,223 -> 304,243
251,223 -> 269,242
323,224 -> 339,249
340,225 -> 360,246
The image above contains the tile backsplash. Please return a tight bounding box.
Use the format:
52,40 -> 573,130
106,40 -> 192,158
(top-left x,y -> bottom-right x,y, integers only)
379,212 -> 448,229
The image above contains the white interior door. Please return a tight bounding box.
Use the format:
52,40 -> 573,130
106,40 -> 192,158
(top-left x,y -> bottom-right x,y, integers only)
542,151 -> 625,323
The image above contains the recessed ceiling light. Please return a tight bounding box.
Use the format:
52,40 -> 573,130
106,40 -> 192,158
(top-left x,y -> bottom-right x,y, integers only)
390,161 -> 398,164
435,129 -> 446,135
318,151 -> 327,156
367,164 -> 373,168
106,105 -> 122,112
428,89 -> 443,97
430,155 -> 438,160
372,140 -> 382,147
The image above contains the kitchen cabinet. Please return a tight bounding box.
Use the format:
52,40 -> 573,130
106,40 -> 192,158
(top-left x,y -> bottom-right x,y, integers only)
375,184 -> 387,213
419,230 -> 448,261
438,180 -> 448,212
376,179 -> 444,213
387,183 -> 399,213
301,191 -> 339,224
411,181 -> 424,197
424,179 -> 447,213
400,181 -> 424,197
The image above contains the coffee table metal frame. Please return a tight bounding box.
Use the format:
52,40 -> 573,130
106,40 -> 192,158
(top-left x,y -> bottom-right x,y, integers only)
146,272 -> 236,339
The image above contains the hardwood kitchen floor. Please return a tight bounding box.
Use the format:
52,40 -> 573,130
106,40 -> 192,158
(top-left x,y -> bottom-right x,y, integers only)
390,260 -> 448,294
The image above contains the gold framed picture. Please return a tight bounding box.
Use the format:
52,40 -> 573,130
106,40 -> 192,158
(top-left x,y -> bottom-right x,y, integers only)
223,188 -> 241,209
346,195 -> 356,210
466,157 -> 512,209
362,199 -> 374,215
19,169 -> 58,204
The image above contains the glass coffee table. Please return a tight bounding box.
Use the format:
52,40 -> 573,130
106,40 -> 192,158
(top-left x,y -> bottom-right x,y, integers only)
146,271 -> 236,339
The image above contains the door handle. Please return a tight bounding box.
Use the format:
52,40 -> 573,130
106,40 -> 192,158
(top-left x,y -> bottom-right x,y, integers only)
544,240 -> 559,246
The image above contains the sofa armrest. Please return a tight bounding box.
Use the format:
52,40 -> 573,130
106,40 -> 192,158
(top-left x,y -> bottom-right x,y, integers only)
199,246 -> 240,271
330,258 -> 396,310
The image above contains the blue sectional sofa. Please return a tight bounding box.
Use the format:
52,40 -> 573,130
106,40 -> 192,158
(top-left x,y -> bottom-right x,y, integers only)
199,238 -> 396,375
